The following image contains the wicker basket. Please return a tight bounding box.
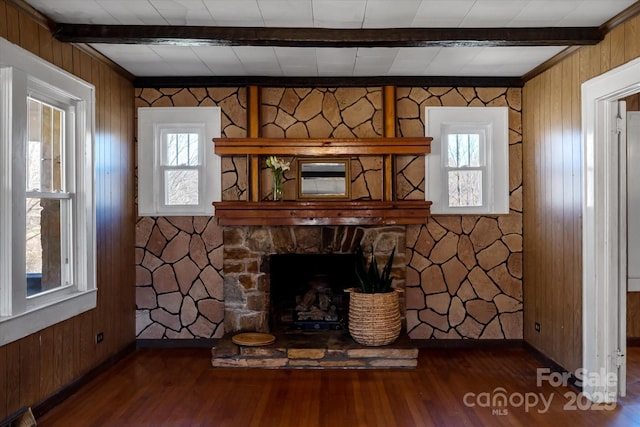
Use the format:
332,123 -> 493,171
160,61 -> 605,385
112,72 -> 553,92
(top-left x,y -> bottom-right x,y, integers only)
347,289 -> 401,346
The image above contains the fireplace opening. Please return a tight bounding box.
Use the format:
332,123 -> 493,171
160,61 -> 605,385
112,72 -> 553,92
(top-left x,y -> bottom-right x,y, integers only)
269,253 -> 357,332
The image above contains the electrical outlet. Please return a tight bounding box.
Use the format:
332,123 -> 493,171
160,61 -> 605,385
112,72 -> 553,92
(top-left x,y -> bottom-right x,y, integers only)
534,322 -> 541,332
96,332 -> 104,344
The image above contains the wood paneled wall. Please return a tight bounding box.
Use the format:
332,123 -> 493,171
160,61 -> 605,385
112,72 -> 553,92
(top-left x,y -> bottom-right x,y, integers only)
0,0 -> 136,420
523,14 -> 640,371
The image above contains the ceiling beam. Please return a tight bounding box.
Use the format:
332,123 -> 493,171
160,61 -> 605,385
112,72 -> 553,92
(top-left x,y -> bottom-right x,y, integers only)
133,75 -> 524,88
53,25 -> 602,48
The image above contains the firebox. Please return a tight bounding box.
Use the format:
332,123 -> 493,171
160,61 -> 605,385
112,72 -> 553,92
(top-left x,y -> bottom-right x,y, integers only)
269,253 -> 357,332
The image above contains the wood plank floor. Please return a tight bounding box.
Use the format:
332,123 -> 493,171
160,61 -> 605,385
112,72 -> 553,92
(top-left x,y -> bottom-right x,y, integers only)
37,347 -> 640,426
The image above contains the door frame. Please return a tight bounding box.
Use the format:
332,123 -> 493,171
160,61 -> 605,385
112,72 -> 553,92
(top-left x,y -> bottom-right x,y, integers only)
581,56 -> 640,402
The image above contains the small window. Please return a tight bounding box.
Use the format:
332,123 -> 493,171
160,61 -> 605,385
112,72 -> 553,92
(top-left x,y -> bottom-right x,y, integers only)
138,107 -> 221,216
426,107 -> 509,214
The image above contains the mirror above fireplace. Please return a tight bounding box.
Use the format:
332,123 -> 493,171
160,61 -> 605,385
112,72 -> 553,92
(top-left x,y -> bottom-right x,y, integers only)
297,158 -> 350,200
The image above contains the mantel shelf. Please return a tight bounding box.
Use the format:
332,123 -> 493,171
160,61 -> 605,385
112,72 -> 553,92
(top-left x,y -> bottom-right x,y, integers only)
212,200 -> 432,226
213,137 -> 431,156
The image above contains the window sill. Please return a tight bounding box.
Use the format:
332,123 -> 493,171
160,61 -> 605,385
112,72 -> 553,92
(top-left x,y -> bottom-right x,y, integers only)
0,289 -> 97,346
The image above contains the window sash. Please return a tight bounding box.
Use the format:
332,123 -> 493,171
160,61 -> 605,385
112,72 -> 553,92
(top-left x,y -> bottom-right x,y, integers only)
440,126 -> 490,211
159,164 -> 202,207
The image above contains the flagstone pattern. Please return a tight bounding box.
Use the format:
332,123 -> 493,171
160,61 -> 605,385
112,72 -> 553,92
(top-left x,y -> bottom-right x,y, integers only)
133,86 -> 523,341
134,88 -> 246,339
396,87 -> 523,339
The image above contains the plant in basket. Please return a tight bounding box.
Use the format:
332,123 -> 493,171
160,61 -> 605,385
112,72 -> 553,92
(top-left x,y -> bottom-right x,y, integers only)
347,243 -> 401,346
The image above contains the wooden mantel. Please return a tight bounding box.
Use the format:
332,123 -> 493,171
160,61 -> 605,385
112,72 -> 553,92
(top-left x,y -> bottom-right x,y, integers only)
213,137 -> 431,156
212,135 -> 432,226
213,200 -> 432,226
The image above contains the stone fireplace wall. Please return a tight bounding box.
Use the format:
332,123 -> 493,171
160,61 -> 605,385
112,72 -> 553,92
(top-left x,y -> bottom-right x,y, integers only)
134,85 -> 523,341
134,88 -> 246,339
222,226 -> 406,333
399,88 -> 523,339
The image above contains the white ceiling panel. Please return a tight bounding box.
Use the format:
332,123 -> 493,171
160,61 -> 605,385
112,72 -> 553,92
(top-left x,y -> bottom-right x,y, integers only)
558,0 -> 637,26
274,47 -> 319,76
191,46 -> 245,75
312,0 -> 367,28
460,0 -> 528,27
148,0 -> 215,26
315,48 -> 358,76
25,0 -> 119,24
458,46 -> 566,76
363,0 -> 422,28
258,0 -> 313,27
389,47 -> 441,75
21,0 -> 639,78
233,47 -> 284,76
411,0 -> 476,27
353,47 -> 399,75
202,0 -> 263,26
508,1 -> 581,27
94,0 -> 167,25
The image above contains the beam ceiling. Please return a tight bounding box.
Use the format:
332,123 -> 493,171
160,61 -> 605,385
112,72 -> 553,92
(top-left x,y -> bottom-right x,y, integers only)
53,25 -> 603,48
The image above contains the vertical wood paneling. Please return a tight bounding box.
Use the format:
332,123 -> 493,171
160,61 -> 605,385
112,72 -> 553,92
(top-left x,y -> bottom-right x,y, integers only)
4,2 -> 19,44
5,342 -> 19,414
0,347 -> 5,417
524,13 -> 640,371
0,2 -> 7,39
610,25 -> 626,69
625,18 -> 640,62
0,0 -> 135,420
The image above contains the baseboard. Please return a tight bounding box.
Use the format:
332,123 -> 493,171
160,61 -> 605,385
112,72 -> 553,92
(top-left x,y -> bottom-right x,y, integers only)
32,342 -> 136,419
136,338 -> 217,349
412,339 -> 524,349
523,342 -> 582,391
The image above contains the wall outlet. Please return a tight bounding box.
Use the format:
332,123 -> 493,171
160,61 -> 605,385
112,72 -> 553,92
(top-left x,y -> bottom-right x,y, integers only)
96,332 -> 104,344
534,322 -> 541,332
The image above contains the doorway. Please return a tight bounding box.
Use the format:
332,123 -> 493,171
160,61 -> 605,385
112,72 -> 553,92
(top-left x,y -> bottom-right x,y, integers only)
581,55 -> 640,402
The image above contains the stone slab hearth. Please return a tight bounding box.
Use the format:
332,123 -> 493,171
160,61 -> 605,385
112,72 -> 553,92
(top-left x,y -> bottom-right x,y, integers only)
211,331 -> 418,369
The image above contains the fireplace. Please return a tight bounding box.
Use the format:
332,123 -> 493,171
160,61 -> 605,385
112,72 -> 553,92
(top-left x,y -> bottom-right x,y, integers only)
269,253 -> 357,332
222,225 -> 406,334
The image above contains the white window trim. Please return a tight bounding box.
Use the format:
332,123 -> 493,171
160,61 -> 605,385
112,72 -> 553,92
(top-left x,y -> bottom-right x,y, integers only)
138,107 -> 221,216
425,106 -> 509,215
0,37 -> 96,346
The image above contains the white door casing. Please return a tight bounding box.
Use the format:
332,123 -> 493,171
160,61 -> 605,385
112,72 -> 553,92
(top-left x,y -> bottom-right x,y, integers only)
582,58 -> 640,402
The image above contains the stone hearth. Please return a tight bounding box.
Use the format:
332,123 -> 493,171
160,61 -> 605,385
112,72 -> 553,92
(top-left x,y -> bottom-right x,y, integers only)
211,331 -> 418,368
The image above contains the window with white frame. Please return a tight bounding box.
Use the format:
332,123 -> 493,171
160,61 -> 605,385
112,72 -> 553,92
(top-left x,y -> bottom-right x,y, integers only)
138,107 -> 221,216
0,38 -> 96,346
426,107 -> 509,215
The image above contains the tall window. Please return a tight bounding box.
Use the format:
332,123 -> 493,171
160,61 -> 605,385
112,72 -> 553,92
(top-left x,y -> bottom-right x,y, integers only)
26,98 -> 72,297
138,107 -> 221,216
426,107 -> 508,215
0,38 -> 96,346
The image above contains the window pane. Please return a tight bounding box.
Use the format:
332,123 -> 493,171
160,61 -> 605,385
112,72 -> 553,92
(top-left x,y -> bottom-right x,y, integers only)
27,98 -> 64,192
447,134 -> 480,168
165,133 -> 199,166
26,198 -> 65,296
165,169 -> 199,205
448,170 -> 482,207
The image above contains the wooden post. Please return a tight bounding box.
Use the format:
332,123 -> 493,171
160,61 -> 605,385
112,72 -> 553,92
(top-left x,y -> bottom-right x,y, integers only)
383,85 -> 396,201
247,85 -> 260,202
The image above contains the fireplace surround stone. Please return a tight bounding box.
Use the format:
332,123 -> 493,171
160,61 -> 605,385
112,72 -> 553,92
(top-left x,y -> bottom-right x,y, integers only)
222,225 -> 406,334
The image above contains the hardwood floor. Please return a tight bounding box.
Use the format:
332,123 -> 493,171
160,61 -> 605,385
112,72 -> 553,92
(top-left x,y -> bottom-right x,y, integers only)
37,346 -> 640,426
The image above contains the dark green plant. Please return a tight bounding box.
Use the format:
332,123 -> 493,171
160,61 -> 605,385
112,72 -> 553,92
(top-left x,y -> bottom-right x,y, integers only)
354,243 -> 396,293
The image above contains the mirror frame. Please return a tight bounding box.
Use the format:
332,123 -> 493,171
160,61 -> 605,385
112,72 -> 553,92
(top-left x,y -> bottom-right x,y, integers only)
297,158 -> 351,200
